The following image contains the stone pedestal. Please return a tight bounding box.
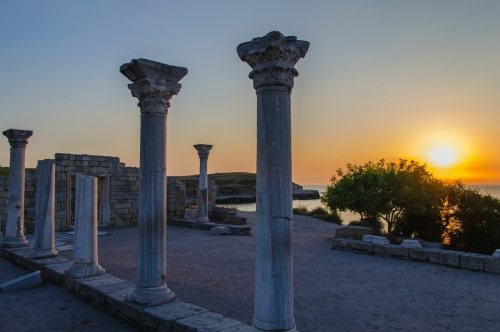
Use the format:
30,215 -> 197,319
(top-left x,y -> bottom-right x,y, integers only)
237,31 -> 309,332
33,159 -> 58,258
120,58 -> 187,305
65,174 -> 105,278
194,144 -> 213,223
1,129 -> 33,248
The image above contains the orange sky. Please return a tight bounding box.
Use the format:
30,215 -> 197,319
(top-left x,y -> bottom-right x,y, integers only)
0,1 -> 499,185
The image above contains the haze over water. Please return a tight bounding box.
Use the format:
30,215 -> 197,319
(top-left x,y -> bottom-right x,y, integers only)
219,184 -> 500,223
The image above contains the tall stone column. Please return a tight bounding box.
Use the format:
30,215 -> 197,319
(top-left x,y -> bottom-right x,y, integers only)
65,174 -> 105,278
33,159 -> 58,258
193,144 -> 212,223
237,31 -> 309,332
120,58 -> 187,305
1,129 -> 33,248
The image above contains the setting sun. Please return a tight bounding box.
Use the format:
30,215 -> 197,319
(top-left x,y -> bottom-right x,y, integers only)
429,146 -> 458,167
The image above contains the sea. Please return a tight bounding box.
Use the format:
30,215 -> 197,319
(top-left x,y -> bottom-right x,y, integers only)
217,184 -> 500,223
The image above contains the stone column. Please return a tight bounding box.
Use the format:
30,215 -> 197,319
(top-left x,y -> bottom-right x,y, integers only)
237,31 -> 309,332
33,159 -> 58,258
193,144 -> 212,223
65,174 -> 105,278
120,58 -> 187,305
1,129 -> 33,248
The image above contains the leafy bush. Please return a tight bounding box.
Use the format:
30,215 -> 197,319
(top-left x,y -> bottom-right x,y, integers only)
347,215 -> 383,234
293,204 -> 309,215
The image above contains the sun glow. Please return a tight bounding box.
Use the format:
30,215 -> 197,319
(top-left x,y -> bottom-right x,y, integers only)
429,146 -> 458,167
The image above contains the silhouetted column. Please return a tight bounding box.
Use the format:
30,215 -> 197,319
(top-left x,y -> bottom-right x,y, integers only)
65,174 -> 104,278
120,58 -> 187,305
194,144 -> 212,223
33,159 -> 58,258
237,31 -> 309,332
1,129 -> 33,248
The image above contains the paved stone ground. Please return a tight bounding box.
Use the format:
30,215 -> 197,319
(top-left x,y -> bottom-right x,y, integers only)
55,211 -> 500,331
0,259 -> 149,332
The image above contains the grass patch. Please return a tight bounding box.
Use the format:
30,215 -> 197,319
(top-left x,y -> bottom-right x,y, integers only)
0,167 -> 36,177
293,205 -> 343,224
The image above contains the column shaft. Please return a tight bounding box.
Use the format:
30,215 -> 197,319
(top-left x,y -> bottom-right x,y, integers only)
197,158 -> 208,222
254,85 -> 295,331
3,148 -> 29,247
65,174 -> 104,278
33,159 -> 58,258
137,112 -> 167,288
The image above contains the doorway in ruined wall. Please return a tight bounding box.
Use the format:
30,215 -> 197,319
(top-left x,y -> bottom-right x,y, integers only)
66,173 -> 110,229
183,178 -> 199,219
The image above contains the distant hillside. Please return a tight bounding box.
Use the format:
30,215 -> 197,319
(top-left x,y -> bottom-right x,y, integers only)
180,172 -> 257,187
179,172 -> 303,189
0,167 -> 36,177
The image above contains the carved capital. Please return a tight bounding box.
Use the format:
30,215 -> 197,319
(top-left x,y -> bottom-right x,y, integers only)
194,144 -> 213,160
128,78 -> 181,114
3,129 -> 33,148
237,31 -> 309,90
120,58 -> 188,114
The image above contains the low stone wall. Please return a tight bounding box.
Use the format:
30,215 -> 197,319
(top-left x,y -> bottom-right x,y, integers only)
332,238 -> 500,274
335,226 -> 374,240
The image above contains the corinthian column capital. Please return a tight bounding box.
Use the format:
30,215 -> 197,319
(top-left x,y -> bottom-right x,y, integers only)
237,31 -> 310,90
128,79 -> 181,114
120,58 -> 188,114
3,129 -> 33,148
194,144 -> 213,160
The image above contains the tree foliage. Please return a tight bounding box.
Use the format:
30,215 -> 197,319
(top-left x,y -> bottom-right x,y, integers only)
321,159 -> 447,236
442,182 -> 500,255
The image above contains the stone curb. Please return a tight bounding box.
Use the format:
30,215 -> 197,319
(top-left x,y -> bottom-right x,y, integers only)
0,247 -> 251,331
332,238 -> 500,274
169,218 -> 251,235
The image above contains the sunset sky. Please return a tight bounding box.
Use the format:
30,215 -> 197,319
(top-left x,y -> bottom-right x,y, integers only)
1,1 -> 499,185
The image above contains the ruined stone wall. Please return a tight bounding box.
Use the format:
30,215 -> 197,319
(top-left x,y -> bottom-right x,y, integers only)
53,153 -> 140,231
166,177 -> 217,220
167,177 -> 186,219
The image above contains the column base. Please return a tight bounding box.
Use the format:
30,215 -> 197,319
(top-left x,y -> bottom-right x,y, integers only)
253,317 -> 296,332
195,217 -> 209,223
32,248 -> 59,259
126,284 -> 175,306
1,236 -> 30,248
65,262 -> 105,278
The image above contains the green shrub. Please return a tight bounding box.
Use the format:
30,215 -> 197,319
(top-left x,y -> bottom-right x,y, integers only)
348,215 -> 383,234
293,204 -> 309,215
293,205 -> 343,224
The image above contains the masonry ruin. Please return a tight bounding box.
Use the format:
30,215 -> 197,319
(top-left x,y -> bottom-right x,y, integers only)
0,153 -> 218,234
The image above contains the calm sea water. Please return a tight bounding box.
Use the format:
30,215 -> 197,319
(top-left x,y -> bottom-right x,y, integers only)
218,184 -> 500,223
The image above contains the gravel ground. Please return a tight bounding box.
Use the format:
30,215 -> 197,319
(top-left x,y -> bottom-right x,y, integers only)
0,258 -> 148,332
55,211 -> 500,332
4,211 -> 500,331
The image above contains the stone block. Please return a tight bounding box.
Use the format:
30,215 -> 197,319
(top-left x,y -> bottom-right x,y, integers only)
484,257 -> 500,274
331,238 -> 350,249
106,288 -> 144,321
348,240 -> 373,252
373,244 -> 394,256
42,261 -> 73,284
208,226 -> 232,235
173,312 -> 243,332
401,239 -> 422,248
65,273 -> 112,293
460,253 -> 487,270
79,276 -> 134,304
141,301 -> 208,331
0,271 -> 42,292
409,248 -> 442,262
439,250 -> 463,267
492,249 -> 500,258
390,246 -> 409,258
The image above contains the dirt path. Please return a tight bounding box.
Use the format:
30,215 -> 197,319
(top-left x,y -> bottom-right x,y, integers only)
57,211 -> 500,332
